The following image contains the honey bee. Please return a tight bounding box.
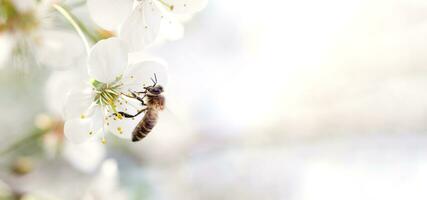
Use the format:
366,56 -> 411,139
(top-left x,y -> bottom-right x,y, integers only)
117,74 -> 165,142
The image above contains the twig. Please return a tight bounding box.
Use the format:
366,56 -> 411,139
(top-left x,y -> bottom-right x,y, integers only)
52,4 -> 98,54
0,128 -> 46,156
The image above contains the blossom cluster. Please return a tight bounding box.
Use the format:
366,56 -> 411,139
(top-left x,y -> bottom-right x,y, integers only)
0,0 -> 207,144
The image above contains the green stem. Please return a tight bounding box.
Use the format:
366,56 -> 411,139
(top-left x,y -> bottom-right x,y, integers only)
0,128 -> 46,156
67,0 -> 87,9
53,4 -> 98,53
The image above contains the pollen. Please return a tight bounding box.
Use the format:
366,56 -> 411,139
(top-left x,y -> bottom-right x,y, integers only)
101,138 -> 107,144
89,131 -> 93,135
80,114 -> 85,119
117,127 -> 123,134
117,113 -> 123,120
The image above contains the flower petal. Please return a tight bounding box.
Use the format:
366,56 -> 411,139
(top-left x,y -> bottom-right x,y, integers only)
120,59 -> 168,92
120,0 -> 162,52
158,13 -> 184,41
36,30 -> 85,69
88,37 -> 128,83
91,106 -> 105,131
160,0 -> 207,14
64,118 -> 96,144
45,70 -> 84,118
63,85 -> 94,120
0,33 -> 14,68
63,140 -> 106,173
87,0 -> 133,30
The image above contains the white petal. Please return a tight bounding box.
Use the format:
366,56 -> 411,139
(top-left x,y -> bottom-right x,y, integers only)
87,0 -> 133,30
0,33 -> 14,68
120,59 -> 168,92
64,118 -> 96,144
106,97 -> 143,139
63,85 -> 94,120
45,58 -> 88,118
45,71 -> 81,117
64,106 -> 104,144
88,37 -> 128,83
92,159 -> 120,191
63,140 -> 106,173
158,13 -> 184,41
128,51 -> 153,65
36,30 -> 85,70
161,0 -> 207,14
91,106 -> 105,131
120,0 -> 162,52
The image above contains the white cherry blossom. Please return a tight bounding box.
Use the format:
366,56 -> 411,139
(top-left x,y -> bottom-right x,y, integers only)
87,0 -> 207,51
63,37 -> 167,144
0,0 -> 85,69
44,67 -> 108,173
82,159 -> 129,200
63,141 -> 106,173
87,0 -> 134,31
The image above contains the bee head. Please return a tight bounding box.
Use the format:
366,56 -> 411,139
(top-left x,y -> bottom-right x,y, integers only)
146,85 -> 164,95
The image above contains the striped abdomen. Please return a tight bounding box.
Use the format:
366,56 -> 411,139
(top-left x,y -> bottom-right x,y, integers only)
132,108 -> 159,142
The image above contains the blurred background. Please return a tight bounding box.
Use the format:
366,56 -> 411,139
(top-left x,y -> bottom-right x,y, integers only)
2,0 -> 427,199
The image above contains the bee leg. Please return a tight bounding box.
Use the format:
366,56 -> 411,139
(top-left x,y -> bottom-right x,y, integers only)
129,91 -> 146,105
123,91 -> 146,105
135,90 -> 147,95
116,108 -> 147,118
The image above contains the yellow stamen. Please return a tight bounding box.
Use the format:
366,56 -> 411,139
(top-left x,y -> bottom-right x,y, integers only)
157,0 -> 174,11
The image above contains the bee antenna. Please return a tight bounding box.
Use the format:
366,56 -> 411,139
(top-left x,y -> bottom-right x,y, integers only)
151,73 -> 158,86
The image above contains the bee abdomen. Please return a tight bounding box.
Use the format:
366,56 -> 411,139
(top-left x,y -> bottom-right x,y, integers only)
132,109 -> 158,142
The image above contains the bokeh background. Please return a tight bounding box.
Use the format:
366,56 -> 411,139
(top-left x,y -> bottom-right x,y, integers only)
2,0 -> 427,199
